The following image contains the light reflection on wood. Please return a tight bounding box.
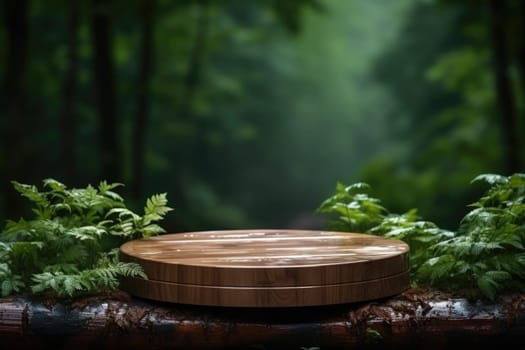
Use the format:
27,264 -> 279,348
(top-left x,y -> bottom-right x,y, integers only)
120,229 -> 410,307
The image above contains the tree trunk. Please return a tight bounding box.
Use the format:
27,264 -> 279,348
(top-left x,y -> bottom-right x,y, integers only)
179,3 -> 209,118
60,0 -> 80,184
489,0 -> 522,173
517,0 -> 525,168
1,288 -> 525,350
131,0 -> 155,199
2,0 -> 30,219
172,4 -> 210,216
90,0 -> 120,182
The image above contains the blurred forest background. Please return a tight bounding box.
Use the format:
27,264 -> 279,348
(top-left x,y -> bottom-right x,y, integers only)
1,0 -> 524,233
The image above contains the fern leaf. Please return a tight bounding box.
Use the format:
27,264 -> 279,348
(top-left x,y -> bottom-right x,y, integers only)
0,263 -> 25,297
144,193 -> 173,222
31,272 -> 56,294
476,271 -> 509,300
484,270 -> 512,281
477,275 -> 497,300
116,262 -> 148,279
470,242 -> 502,256
11,241 -> 44,258
344,182 -> 371,194
141,224 -> 166,238
110,221 -> 135,237
44,263 -> 80,274
43,178 -> 67,191
62,276 -> 84,296
106,208 -> 140,220
98,180 -> 124,194
102,190 -> 124,202
31,271 -> 85,297
11,181 -> 50,209
1,277 -> 24,297
416,254 -> 455,282
67,226 -> 106,240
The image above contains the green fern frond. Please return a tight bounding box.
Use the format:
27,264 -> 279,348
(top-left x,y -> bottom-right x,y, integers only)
144,193 -> 173,223
114,262 -> 148,279
53,245 -> 88,264
477,275 -> 498,301
417,254 -> 456,282
318,172 -> 525,300
471,173 -> 507,185
1,274 -> 24,297
43,178 -> 67,192
484,270 -> 512,281
106,208 -> 141,221
476,271 -> 510,301
66,226 -> 106,241
0,263 -> 24,296
470,242 -> 503,256
43,263 -> 80,274
316,182 -> 386,232
63,276 -> 85,296
11,181 -> 50,209
31,272 -> 85,297
141,224 -> 166,238
1,178 -> 172,298
84,262 -> 147,290
488,254 -> 525,275
11,241 -> 44,255
98,180 -> 125,202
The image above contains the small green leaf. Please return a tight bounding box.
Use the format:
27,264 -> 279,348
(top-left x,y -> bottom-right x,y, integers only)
471,174 -> 506,185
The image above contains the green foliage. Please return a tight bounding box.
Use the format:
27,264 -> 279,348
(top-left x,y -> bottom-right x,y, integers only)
316,181 -> 453,273
366,327 -> 383,344
418,173 -> 525,299
317,182 -> 385,232
0,179 -> 173,298
317,173 -> 525,300
364,0 -> 514,231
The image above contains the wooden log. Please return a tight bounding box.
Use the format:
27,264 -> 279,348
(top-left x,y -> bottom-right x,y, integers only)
1,288 -> 525,349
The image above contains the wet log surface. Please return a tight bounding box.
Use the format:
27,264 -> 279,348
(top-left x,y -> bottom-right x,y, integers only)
2,287 -> 525,350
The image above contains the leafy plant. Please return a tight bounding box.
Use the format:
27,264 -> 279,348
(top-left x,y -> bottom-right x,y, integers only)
417,173 -> 525,299
317,173 -> 525,300
316,182 -> 454,273
0,178 -> 173,298
366,327 -> 383,344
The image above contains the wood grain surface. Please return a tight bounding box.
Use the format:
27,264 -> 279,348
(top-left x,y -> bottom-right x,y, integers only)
119,229 -> 410,307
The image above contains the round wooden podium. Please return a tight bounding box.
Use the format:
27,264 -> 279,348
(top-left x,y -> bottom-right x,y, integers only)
119,229 -> 410,307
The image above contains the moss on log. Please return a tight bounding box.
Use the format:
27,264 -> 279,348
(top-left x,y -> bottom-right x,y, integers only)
1,288 -> 525,349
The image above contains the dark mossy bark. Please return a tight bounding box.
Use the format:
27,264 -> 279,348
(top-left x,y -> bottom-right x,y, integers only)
2,288 -> 525,349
